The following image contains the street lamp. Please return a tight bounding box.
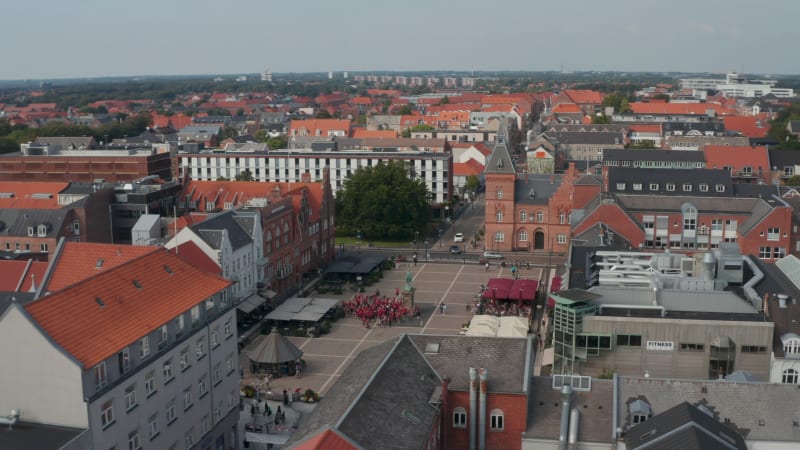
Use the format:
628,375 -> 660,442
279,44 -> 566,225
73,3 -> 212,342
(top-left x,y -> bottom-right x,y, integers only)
415,231 -> 419,250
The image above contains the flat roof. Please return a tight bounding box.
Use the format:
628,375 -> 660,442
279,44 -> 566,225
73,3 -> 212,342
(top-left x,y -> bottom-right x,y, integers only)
589,286 -> 759,315
0,421 -> 86,450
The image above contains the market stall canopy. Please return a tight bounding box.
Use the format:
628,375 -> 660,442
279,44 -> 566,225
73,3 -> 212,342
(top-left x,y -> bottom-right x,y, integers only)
247,332 -> 303,365
264,297 -> 339,322
326,254 -> 385,274
507,279 -> 539,302
465,315 -> 529,337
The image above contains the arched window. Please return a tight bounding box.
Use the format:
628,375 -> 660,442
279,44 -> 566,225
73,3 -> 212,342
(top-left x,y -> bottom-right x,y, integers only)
784,338 -> 800,355
559,212 -> 566,224
453,407 -> 467,428
496,210 -> 503,223
519,230 -> 528,242
496,188 -> 503,200
782,368 -> 799,384
494,232 -> 504,243
536,211 -> 544,223
520,210 -> 527,222
490,409 -> 504,431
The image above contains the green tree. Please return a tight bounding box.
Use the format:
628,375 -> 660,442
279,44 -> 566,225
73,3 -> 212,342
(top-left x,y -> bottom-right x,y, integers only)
219,126 -> 238,141
626,140 -> 657,149
438,95 -> 450,105
397,104 -> 413,115
592,114 -> 609,124
235,169 -> 254,181
401,128 -> 411,138
409,124 -> 435,132
315,110 -> 332,119
465,175 -> 480,195
266,135 -> 288,150
335,161 -> 431,240
653,93 -> 670,102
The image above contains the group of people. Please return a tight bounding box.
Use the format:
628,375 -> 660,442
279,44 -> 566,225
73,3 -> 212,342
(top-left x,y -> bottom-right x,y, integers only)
471,298 -> 532,318
343,293 -> 418,328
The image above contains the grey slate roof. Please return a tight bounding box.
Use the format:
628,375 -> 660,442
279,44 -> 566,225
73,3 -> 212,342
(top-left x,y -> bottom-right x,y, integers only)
662,121 -> 725,135
0,292 -> 35,317
484,133 -> 516,175
624,401 -> 747,450
617,375 -> 800,442
546,131 -> 624,145
191,211 -> 252,250
768,148 -> 800,169
607,168 -> 733,197
524,377 -> 614,444
603,149 -> 705,163
514,174 -> 563,205
0,419 -> 86,450
750,258 -> 800,356
407,334 -> 532,393
574,174 -> 602,186
287,336 -> 440,450
0,209 -> 67,238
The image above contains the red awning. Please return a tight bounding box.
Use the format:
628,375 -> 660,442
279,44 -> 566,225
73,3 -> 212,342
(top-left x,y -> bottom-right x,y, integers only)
483,278 -> 514,300
508,279 -> 539,302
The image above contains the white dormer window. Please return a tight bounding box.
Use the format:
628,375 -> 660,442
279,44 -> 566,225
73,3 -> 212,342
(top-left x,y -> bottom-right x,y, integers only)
716,184 -> 725,192
633,183 -> 642,191
649,183 -> 659,190
699,184 -> 709,192
683,184 -> 692,192
616,183 -> 626,190
666,183 -> 675,192
27,226 -> 35,237
37,224 -> 47,237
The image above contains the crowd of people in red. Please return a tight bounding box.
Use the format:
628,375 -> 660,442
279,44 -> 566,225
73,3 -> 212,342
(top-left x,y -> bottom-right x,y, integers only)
343,293 -> 419,328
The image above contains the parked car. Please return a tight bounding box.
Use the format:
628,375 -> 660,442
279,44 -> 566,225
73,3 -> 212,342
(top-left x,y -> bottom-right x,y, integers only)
450,245 -> 462,254
482,251 -> 503,259
454,233 -> 464,242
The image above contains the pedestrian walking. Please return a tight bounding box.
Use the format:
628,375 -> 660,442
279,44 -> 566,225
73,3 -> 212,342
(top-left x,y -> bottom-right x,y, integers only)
295,360 -> 302,378
282,389 -> 289,406
443,304 -> 447,314
485,262 -> 490,271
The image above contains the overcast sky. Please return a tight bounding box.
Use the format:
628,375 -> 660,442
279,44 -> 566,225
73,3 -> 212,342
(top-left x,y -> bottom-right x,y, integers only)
4,0 -> 798,80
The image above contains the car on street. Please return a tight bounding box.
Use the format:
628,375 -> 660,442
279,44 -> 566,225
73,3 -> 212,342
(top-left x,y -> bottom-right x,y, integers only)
449,245 -> 462,254
454,233 -> 464,242
483,251 -> 503,259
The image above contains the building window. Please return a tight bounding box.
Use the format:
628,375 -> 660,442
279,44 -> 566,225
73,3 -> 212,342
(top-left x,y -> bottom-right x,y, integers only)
559,212 -> 566,224
145,371 -> 156,397
125,385 -> 137,411
699,184 -> 709,192
633,414 -> 648,424
519,230 -> 528,242
616,335 -> 642,347
716,184 -> 725,192
536,211 -> 544,223
119,347 -> 131,374
148,414 -> 159,440
616,183 -> 626,190
139,336 -> 150,359
680,343 -> 704,352
199,374 -> 209,398
191,305 -> 200,327
494,232 -> 504,243
175,315 -> 184,337
453,407 -> 467,428
27,226 -> 34,237
196,339 -> 206,359
782,369 -> 799,384
496,189 -> 503,200
185,428 -> 194,448
211,328 -> 219,349
633,183 -> 642,191
163,359 -> 174,383
94,362 -> 108,390
740,345 -> 767,353
128,430 -> 141,450
666,183 -> 675,192
201,414 -> 210,436
166,399 -> 177,424
179,348 -> 190,371
683,183 -> 692,192
784,166 -> 795,177
224,319 -> 232,339
759,246 -> 771,259
183,387 -> 193,410
784,339 -> 800,355
774,247 -> 787,259
40,243 -> 49,252
520,210 -> 527,222
557,234 -> 567,244
490,409 -> 504,431
100,399 -> 114,429
649,183 -> 659,191
213,363 -> 222,386
767,227 -> 780,241
226,352 -> 235,374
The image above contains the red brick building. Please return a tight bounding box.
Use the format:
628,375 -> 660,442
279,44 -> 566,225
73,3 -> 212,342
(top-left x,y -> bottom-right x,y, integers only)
484,129 -> 580,254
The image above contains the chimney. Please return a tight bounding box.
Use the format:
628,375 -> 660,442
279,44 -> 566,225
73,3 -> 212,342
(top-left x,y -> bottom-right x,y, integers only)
479,368 -> 488,450
559,384 -> 572,450
469,368 -> 478,450
441,378 -> 449,450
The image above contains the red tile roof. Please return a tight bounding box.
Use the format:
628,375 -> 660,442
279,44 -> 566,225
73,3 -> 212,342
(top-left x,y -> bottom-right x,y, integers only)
0,182 -> 70,209
449,142 -> 492,156
629,124 -> 662,134
46,243 -> 160,293
293,428 -> 358,450
552,103 -> 582,114
26,250 -> 232,369
630,102 -> 736,116
454,159 -> 485,177
289,119 -> 351,137
563,89 -> 605,105
0,260 -> 45,292
723,116 -> 767,138
351,129 -> 398,139
168,241 -> 221,275
704,145 -> 770,173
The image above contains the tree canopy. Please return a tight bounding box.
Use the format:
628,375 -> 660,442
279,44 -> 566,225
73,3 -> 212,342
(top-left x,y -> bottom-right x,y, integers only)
768,101 -> 800,149
335,161 -> 431,240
